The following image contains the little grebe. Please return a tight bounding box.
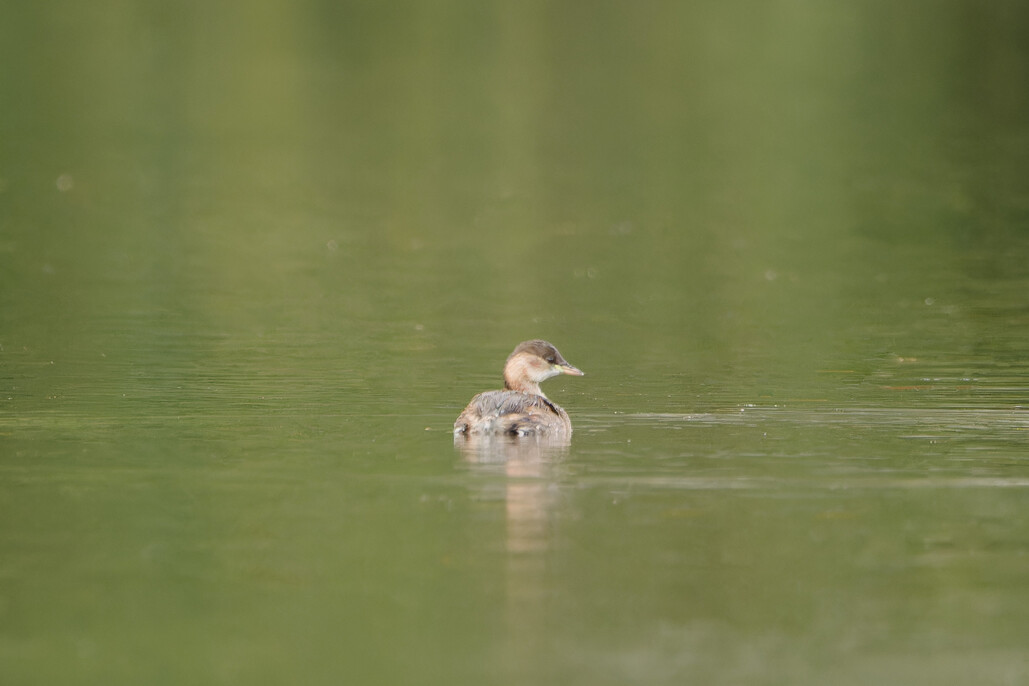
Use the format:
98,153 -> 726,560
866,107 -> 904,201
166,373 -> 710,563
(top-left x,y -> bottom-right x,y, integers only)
454,340 -> 584,437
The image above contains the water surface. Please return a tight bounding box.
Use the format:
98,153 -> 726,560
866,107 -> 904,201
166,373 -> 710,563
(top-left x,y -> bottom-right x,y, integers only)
2,2 -> 1029,684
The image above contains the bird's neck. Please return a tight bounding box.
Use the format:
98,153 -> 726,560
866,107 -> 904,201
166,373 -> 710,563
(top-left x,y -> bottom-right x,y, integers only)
504,378 -> 544,397
503,355 -> 546,397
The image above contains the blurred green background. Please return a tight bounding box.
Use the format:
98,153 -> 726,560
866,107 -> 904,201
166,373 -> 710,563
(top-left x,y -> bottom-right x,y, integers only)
2,1 -> 1029,684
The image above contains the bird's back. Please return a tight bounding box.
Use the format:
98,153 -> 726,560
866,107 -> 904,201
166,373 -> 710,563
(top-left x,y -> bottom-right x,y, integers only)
454,390 -> 571,437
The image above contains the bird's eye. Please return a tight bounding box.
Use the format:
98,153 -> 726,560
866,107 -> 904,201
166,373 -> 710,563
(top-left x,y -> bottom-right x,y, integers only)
545,356 -> 555,363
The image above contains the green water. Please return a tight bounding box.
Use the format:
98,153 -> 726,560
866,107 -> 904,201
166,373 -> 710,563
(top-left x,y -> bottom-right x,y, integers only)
3,2 -> 1029,684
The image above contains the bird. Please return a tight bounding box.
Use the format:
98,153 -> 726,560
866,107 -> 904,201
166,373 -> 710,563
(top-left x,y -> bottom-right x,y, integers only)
454,340 -> 584,437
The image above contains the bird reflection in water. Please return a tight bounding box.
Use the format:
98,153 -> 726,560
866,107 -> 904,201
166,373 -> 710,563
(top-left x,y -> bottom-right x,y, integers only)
455,433 -> 567,674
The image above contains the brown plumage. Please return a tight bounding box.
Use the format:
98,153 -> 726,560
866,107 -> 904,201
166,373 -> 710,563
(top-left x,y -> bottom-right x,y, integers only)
454,340 -> 584,437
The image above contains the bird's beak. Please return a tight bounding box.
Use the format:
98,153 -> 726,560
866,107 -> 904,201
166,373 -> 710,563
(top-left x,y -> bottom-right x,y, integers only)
558,363 -> 584,376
